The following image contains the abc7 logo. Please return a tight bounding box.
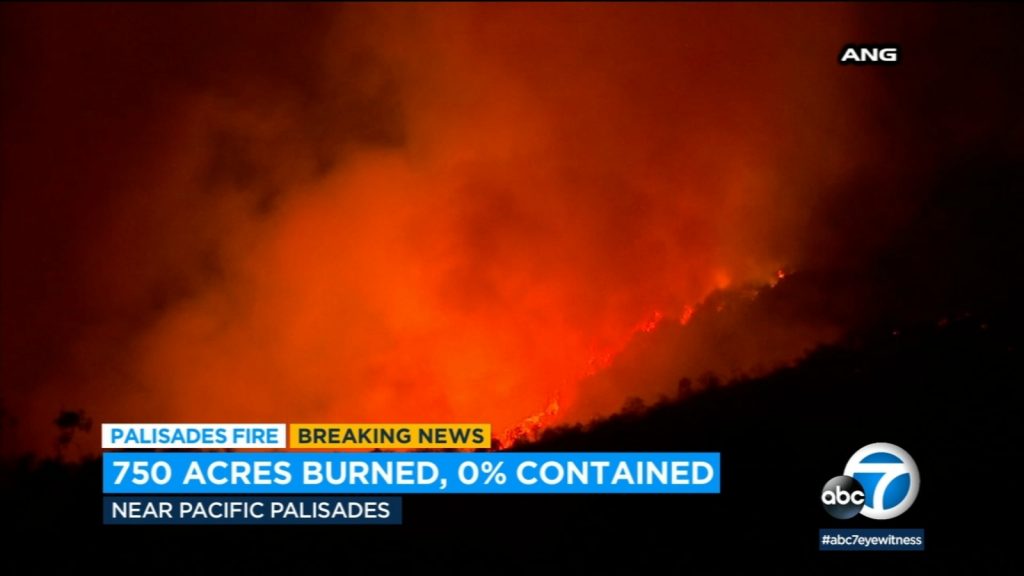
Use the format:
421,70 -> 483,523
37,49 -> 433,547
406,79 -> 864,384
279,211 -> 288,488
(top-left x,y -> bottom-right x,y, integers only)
821,442 -> 919,520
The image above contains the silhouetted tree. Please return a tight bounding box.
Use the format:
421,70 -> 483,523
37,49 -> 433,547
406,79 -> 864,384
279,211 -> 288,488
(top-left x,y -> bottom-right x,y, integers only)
54,409 -> 91,460
677,377 -> 693,398
697,371 -> 721,391
621,397 -> 645,415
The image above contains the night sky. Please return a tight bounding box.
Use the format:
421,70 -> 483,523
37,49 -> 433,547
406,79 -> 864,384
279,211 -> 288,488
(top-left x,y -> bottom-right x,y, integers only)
2,4 -> 1022,456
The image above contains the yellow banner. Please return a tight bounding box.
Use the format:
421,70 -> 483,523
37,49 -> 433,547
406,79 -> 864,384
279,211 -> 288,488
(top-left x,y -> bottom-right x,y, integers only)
289,423 -> 491,449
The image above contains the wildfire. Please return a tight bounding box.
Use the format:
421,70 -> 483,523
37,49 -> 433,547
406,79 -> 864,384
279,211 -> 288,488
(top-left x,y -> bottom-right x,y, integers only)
637,310 -> 664,333
499,397 -> 561,449
499,303 -> 701,448
770,268 -> 790,288
582,310 -> 668,378
679,305 -> 695,326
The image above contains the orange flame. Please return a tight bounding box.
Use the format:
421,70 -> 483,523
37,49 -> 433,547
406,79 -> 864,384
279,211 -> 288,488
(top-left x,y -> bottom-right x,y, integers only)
499,303 -> 702,447
499,396 -> 561,449
679,305 -> 695,326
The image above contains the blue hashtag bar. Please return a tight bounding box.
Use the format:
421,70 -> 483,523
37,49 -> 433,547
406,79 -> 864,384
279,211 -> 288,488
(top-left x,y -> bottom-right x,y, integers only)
819,528 -> 925,551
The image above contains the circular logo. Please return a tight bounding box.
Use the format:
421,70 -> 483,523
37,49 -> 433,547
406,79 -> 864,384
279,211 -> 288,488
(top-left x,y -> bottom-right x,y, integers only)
844,442 -> 919,520
821,475 -> 865,519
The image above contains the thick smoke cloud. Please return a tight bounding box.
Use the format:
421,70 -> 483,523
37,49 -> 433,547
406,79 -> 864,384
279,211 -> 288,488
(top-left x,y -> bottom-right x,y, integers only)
3,4 -> 1020,454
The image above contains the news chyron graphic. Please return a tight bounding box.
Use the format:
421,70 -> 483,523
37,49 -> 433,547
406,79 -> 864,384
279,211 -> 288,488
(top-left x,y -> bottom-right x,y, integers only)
100,423 -> 720,525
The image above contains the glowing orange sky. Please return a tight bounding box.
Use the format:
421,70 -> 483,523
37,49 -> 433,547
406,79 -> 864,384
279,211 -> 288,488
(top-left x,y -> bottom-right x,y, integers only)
2,4 -> 902,455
